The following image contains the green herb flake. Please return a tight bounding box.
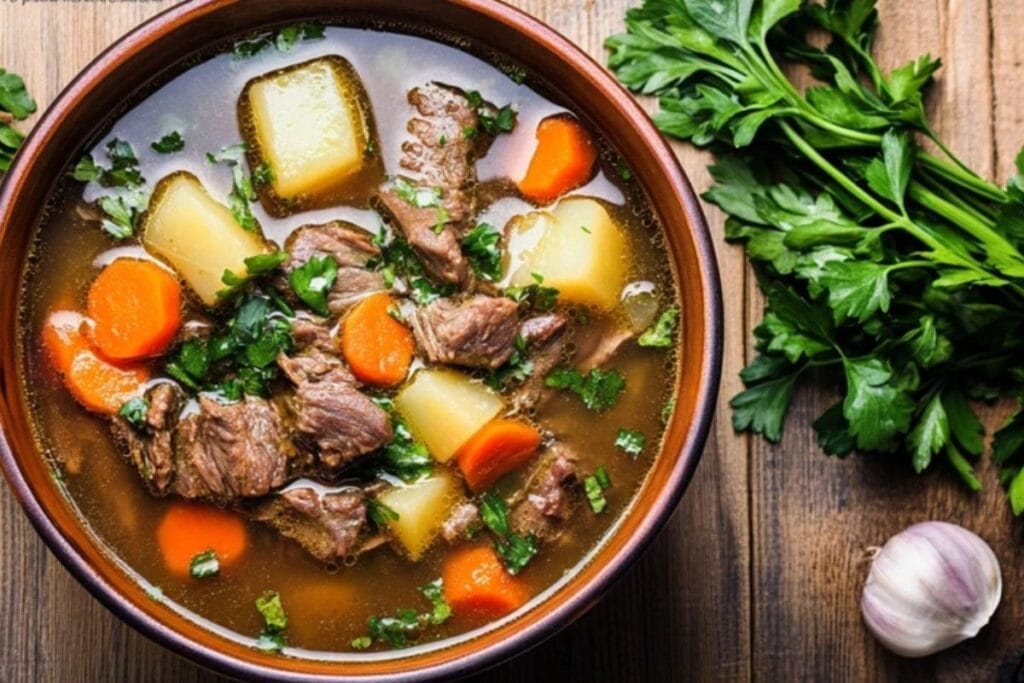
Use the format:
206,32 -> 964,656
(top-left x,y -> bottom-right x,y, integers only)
151,131 -> 185,154
545,367 -> 626,412
479,492 -> 538,574
256,590 -> 287,632
289,254 -> 338,316
367,498 -> 400,527
615,428 -> 645,458
118,397 -> 149,430
207,142 -> 259,232
638,306 -> 680,348
461,223 -> 502,281
419,579 -> 452,625
189,550 -> 220,579
584,466 -> 612,514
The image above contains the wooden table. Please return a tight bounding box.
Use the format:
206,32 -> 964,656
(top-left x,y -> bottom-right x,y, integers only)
2,1 -> 1023,680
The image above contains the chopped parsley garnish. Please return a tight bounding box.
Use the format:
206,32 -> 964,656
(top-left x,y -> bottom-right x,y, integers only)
207,143 -> 259,231
584,467 -> 612,514
118,397 -> 148,430
479,492 -> 539,575
545,367 -> 626,412
615,428 -> 645,458
485,335 -> 534,390
70,138 -> 150,239
220,251 -> 289,297
363,139 -> 376,158
353,578 -> 452,650
638,306 -> 679,348
151,131 -> 184,154
580,225 -> 592,234
438,134 -> 448,147
188,550 -> 220,579
254,590 -> 288,653
382,416 -> 434,482
614,160 -> 633,181
661,397 -> 676,424
464,89 -> 518,135
462,126 -> 478,139
165,293 -> 293,398
370,230 -> 456,306
288,254 -> 338,316
233,21 -> 326,58
461,222 -> 502,281
505,273 -> 559,311
367,498 -> 400,527
252,162 -> 275,187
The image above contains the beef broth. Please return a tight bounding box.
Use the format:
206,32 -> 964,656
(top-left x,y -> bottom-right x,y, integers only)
18,25 -> 679,656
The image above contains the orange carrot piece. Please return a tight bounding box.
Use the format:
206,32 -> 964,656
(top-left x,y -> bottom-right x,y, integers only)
156,502 -> 249,577
517,115 -> 599,204
87,258 -> 182,361
340,292 -> 414,387
455,419 -> 542,492
42,310 -> 148,414
443,545 -> 529,619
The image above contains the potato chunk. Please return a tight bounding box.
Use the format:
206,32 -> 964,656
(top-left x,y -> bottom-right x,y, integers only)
239,56 -> 383,215
508,197 -> 628,311
395,369 -> 503,463
378,470 -> 460,560
141,172 -> 269,306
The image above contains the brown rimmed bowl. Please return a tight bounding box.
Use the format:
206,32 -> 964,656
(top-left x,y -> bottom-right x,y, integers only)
0,0 -> 723,679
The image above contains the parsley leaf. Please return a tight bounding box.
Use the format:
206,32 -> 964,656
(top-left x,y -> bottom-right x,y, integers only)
584,466 -> 612,513
233,21 -> 326,58
419,579 -> 452,625
289,255 -> 338,316
545,367 -> 626,412
188,550 -> 220,579
615,428 -> 645,458
353,578 -> 453,650
638,306 -> 680,347
367,499 -> 400,527
256,590 -> 287,631
505,273 -> 559,311
70,139 -> 150,239
117,397 -> 149,430
151,131 -> 185,154
479,492 -> 539,574
207,143 -> 260,231
461,223 -> 502,281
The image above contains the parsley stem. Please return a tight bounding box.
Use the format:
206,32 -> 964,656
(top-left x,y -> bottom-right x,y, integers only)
908,183 -> 1021,257
917,152 -> 1008,203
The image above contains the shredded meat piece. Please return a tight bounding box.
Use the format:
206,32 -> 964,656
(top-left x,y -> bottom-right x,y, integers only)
252,486 -> 367,562
110,383 -> 183,494
172,396 -> 289,501
441,502 -> 481,544
375,190 -> 470,285
410,295 -> 520,369
285,367 -> 392,470
510,448 -> 580,544
509,314 -> 571,415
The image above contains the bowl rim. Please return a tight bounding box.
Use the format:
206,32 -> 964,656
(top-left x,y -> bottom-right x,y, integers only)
0,0 -> 723,679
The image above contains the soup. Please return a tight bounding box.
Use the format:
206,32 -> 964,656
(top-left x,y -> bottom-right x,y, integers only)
19,22 -> 679,656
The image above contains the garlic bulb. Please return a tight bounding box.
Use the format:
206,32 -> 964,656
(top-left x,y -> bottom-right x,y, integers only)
861,521 -> 1002,658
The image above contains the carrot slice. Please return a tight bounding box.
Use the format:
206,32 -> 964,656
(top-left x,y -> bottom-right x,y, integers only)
42,310 -> 148,414
340,292 -> 414,386
443,545 -> 529,619
455,419 -> 542,492
156,502 -> 249,577
87,258 -> 182,361
517,115 -> 599,204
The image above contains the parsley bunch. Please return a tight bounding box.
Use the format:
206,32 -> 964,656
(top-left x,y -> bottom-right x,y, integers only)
0,69 -> 36,173
608,0 -> 1024,511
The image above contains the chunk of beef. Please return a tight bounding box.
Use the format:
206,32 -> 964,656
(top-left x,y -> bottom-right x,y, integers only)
410,295 -> 520,369
509,314 -> 571,415
283,221 -> 386,314
277,318 -> 353,386
578,326 -> 634,371
401,83 -> 491,221
172,396 -> 289,501
510,448 -> 580,544
441,502 -> 481,545
374,83 -> 496,286
253,486 -> 367,562
519,313 -> 570,348
375,190 -> 469,285
288,368 -> 392,470
110,383 -> 183,495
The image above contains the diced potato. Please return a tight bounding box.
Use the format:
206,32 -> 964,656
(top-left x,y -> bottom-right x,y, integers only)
141,172 -> 269,306
395,369 -> 503,463
240,56 -> 382,213
508,197 -> 629,311
378,470 -> 461,560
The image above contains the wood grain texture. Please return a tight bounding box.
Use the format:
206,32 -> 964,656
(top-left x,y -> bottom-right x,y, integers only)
0,1 -> 1020,681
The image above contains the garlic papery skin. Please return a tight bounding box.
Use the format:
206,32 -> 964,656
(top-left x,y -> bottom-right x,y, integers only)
861,521 -> 1002,658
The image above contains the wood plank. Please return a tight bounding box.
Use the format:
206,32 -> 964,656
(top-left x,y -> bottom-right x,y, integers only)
749,1 -> 1024,681
0,1 -> 749,681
